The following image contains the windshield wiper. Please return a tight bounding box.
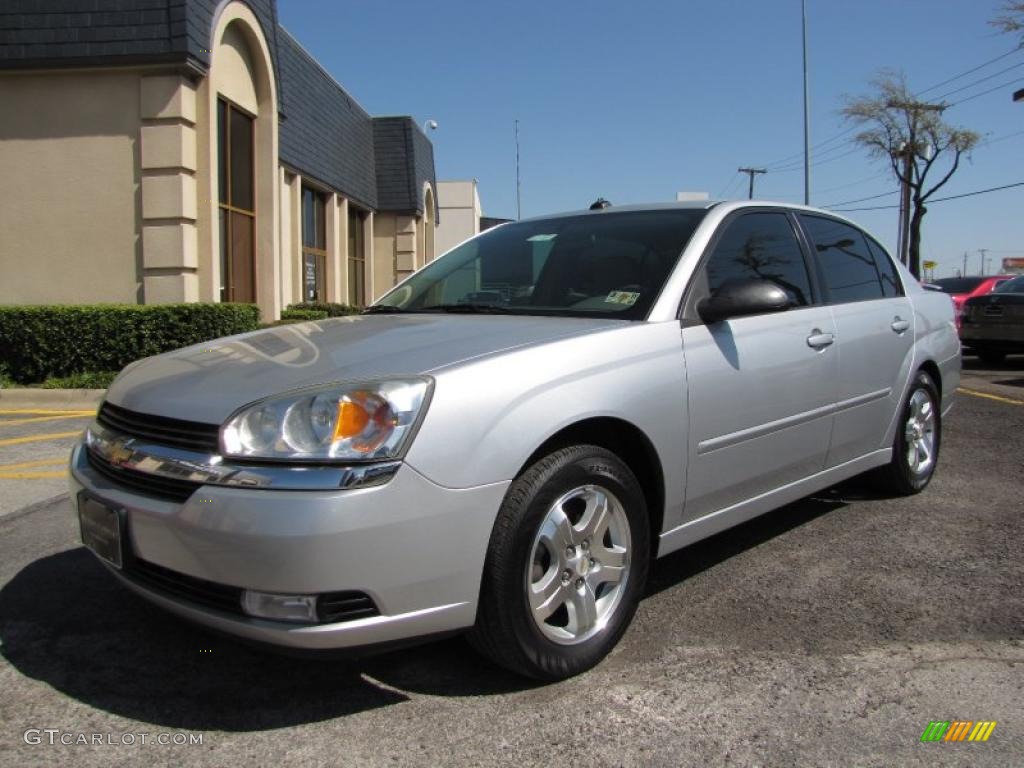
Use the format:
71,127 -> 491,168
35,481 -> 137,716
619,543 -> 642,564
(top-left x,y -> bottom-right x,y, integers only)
362,305 -> 409,314
419,303 -> 512,314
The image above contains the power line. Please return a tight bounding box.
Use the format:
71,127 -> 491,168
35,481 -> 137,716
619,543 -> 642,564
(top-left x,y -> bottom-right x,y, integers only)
932,60 -> 1024,101
821,189 -> 898,208
815,171 -> 890,195
833,181 -> 1024,211
917,46 -> 1023,95
758,47 -> 1023,172
948,77 -> 1024,107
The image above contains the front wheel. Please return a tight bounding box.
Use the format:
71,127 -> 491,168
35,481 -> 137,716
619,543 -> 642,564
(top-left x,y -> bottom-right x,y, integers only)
871,371 -> 941,495
469,445 -> 650,680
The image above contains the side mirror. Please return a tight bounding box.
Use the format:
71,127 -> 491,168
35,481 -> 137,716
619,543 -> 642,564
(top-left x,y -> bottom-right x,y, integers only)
697,279 -> 792,324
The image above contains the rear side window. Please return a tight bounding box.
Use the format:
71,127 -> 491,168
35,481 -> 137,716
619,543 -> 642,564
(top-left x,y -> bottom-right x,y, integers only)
864,236 -> 903,297
704,212 -> 813,307
800,215 -> 889,303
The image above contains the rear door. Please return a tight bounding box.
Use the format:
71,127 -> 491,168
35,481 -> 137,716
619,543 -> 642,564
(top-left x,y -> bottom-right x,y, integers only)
679,210 -> 838,520
797,215 -> 915,467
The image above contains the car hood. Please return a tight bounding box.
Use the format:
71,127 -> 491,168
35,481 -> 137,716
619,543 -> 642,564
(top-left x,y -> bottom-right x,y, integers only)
105,314 -> 622,424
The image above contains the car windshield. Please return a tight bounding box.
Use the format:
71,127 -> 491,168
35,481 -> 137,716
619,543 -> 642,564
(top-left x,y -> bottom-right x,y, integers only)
994,275 -> 1024,293
932,277 -> 987,294
370,209 -> 707,319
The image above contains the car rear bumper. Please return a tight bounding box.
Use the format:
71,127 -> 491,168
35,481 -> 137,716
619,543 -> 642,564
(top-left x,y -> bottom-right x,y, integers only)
69,442 -> 508,650
960,323 -> 1024,348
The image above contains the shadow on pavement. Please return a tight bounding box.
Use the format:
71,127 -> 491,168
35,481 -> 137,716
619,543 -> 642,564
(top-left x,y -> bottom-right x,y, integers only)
0,480 -> 879,730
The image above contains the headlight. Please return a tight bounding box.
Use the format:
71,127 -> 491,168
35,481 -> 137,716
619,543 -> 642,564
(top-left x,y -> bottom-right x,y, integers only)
221,378 -> 431,461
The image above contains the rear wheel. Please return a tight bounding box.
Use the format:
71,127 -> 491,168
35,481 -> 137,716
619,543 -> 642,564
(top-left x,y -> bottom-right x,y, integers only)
871,371 -> 941,495
469,445 -> 650,680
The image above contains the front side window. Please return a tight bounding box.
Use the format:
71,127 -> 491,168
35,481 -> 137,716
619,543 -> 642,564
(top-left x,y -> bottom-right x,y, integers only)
301,186 -> 327,302
800,215 -> 887,303
372,210 -> 706,319
702,212 -> 813,307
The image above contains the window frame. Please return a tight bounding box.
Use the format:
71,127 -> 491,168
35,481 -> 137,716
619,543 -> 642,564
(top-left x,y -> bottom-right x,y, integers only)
217,97 -> 257,304
679,207 -> 823,326
863,233 -> 906,298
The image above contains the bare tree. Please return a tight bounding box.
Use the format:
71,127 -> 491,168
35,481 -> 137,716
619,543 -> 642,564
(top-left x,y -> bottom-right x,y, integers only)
841,71 -> 979,278
990,2 -> 1024,38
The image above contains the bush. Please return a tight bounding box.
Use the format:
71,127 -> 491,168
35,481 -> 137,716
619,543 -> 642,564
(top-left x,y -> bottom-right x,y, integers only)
280,308 -> 329,321
0,303 -> 260,384
287,301 -> 361,317
41,371 -> 119,389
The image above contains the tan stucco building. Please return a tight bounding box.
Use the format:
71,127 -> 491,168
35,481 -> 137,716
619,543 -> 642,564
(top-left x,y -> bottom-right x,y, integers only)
0,0 -> 438,321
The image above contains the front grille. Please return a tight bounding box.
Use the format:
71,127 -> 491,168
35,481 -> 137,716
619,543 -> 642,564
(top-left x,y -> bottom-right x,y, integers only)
98,402 -> 221,453
87,447 -> 201,502
125,555 -> 380,625
318,592 -> 380,623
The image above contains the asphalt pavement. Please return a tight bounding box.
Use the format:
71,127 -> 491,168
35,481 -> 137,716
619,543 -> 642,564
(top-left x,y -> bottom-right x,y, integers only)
0,381 -> 1021,767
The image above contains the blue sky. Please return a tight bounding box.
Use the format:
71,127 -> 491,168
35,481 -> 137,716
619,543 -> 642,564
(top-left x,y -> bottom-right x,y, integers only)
278,0 -> 1024,278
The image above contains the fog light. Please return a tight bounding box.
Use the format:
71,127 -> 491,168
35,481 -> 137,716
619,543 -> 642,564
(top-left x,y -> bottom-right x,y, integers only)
241,590 -> 318,623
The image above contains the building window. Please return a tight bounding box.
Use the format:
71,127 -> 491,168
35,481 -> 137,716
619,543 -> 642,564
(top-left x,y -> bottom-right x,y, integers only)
218,99 -> 256,303
348,207 -> 366,306
301,186 -> 327,302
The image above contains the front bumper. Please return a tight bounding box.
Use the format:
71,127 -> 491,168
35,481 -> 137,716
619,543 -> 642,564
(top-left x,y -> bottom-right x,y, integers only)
69,442 -> 509,650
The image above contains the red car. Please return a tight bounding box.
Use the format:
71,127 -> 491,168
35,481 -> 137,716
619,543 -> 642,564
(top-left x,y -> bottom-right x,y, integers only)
932,275 -> 1014,326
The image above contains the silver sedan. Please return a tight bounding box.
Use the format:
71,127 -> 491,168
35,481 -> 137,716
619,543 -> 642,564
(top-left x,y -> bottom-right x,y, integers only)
71,201 -> 959,680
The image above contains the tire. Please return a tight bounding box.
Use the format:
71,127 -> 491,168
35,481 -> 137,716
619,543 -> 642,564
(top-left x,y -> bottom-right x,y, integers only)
468,445 -> 650,680
871,371 -> 941,495
977,350 -> 1006,365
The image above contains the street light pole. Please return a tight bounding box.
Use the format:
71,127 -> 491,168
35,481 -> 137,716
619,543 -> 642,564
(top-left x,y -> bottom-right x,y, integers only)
801,0 -> 811,205
515,119 -> 521,221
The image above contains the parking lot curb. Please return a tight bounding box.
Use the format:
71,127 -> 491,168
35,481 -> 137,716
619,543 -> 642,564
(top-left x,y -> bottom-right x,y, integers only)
0,389 -> 105,411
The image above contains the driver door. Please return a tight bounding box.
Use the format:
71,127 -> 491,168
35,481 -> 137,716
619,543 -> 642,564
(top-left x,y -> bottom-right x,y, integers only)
679,210 -> 838,521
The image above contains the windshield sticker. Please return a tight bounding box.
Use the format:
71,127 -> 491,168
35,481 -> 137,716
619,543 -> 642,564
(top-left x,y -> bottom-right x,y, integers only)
605,291 -> 640,306
526,234 -> 558,242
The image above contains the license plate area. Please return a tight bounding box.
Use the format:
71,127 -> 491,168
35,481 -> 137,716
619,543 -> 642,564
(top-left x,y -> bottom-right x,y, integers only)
78,493 -> 125,569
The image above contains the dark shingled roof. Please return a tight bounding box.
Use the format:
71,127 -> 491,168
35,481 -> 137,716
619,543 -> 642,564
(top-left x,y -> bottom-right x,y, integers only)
276,27 -> 378,211
373,116 -> 438,216
0,1 -> 436,216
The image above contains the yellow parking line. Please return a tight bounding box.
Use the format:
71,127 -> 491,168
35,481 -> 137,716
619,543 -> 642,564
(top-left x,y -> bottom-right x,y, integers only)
0,409 -> 94,415
0,413 -> 95,427
958,387 -> 1024,406
0,431 -> 82,447
0,458 -> 67,471
0,470 -> 67,479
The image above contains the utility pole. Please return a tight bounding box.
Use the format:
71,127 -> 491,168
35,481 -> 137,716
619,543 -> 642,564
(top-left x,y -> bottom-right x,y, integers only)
801,0 -> 811,205
978,248 -> 989,276
962,251 -> 968,278
514,119 -> 521,221
738,167 -> 767,199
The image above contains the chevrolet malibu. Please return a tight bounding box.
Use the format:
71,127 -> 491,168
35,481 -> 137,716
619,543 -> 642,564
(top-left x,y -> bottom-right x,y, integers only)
72,201 -> 960,680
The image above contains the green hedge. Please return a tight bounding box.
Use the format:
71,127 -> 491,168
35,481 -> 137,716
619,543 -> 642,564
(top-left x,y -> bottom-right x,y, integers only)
280,308 -> 329,321
287,301 -> 361,317
0,303 -> 260,384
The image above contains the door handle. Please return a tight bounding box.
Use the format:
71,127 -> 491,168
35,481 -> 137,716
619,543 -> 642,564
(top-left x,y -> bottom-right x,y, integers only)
806,329 -> 835,349
891,316 -> 910,334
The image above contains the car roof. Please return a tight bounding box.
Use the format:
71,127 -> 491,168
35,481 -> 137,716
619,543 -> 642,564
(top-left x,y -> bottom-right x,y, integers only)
520,199 -> 862,224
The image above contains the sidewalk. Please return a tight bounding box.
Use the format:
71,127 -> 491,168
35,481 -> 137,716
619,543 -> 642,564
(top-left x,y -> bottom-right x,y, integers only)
0,388 -> 105,411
